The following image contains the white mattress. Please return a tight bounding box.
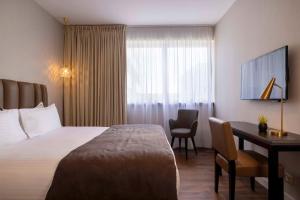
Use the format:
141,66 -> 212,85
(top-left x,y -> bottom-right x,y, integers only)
0,127 -> 108,200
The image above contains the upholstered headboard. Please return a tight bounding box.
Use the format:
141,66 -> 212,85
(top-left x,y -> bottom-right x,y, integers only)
0,79 -> 48,109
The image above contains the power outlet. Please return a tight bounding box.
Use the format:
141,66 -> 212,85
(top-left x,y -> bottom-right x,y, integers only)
284,172 -> 295,185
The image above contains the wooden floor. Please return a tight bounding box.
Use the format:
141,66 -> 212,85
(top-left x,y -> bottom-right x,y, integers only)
175,148 -> 267,200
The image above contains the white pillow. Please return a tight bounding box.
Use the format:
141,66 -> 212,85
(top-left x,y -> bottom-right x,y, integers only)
36,102 -> 44,108
19,104 -> 61,138
0,109 -> 27,146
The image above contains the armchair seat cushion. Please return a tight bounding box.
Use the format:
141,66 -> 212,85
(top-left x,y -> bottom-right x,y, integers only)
171,128 -> 192,137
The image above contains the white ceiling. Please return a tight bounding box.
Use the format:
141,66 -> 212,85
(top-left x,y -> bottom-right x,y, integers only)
35,0 -> 236,25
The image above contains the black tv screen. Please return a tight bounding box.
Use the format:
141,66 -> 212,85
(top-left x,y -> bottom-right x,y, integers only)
241,46 -> 288,100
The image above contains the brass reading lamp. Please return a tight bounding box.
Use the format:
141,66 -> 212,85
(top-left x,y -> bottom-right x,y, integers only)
260,77 -> 287,136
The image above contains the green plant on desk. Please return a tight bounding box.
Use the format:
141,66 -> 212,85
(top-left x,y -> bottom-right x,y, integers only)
258,115 -> 268,133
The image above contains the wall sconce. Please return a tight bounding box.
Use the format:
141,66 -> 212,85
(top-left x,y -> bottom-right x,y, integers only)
60,67 -> 71,78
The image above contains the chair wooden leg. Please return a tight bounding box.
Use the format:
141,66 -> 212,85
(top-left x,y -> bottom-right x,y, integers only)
185,138 -> 188,160
215,162 -> 221,193
278,178 -> 284,199
228,161 -> 236,200
191,137 -> 197,155
250,177 -> 255,191
179,138 -> 182,150
171,137 -> 175,148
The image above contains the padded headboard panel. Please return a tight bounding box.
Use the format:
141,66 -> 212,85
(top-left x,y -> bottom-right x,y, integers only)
0,79 -> 48,109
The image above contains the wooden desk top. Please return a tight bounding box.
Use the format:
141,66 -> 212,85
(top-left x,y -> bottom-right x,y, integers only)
230,121 -> 300,151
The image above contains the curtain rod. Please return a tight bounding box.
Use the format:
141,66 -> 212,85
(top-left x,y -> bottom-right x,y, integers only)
127,24 -> 214,28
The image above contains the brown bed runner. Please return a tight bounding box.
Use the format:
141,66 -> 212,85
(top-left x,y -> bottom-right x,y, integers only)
46,124 -> 178,200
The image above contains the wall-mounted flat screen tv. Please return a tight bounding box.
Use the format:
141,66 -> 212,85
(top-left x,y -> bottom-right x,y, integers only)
240,46 -> 288,100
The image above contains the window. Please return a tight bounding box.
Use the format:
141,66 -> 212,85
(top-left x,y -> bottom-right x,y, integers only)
127,26 -> 214,105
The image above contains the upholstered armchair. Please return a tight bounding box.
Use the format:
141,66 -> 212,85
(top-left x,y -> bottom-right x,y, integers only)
169,109 -> 199,159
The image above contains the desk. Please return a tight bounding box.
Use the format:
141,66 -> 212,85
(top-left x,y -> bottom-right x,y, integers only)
230,121 -> 300,200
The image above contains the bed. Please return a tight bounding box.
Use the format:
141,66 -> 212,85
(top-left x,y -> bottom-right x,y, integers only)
0,79 -> 179,200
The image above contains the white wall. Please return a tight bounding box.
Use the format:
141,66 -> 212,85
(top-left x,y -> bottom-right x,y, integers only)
215,0 -> 300,198
0,0 -> 64,116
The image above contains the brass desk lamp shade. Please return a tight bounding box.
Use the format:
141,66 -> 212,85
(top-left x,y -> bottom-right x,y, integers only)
260,77 -> 287,136
260,78 -> 276,100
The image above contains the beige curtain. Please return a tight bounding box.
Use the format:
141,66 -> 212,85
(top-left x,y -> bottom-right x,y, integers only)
63,25 -> 127,126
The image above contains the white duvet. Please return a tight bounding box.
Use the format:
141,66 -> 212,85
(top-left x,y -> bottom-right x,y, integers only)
0,127 -> 108,200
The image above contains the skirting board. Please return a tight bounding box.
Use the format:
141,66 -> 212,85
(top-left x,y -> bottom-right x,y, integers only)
256,178 -> 295,200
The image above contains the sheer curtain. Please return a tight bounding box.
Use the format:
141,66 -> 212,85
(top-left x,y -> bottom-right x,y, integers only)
126,26 -> 214,148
